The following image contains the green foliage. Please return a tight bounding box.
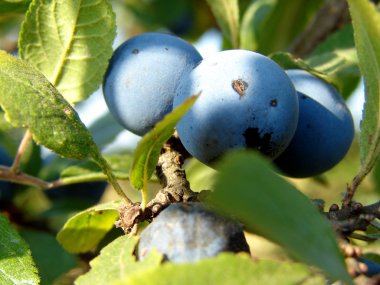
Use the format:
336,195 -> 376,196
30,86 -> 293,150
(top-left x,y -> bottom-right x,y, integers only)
21,229 -> 77,285
306,24 -> 360,99
19,0 -> 116,104
0,213 -> 40,285
0,0 -> 31,14
240,0 -> 323,54
1,0 -> 380,284
0,51 -> 99,160
59,154 -> 132,185
113,253 -> 325,285
206,0 -> 240,48
75,235 -> 163,285
129,95 -> 198,206
347,0 -> 380,183
57,201 -> 121,253
209,151 -> 351,284
240,0 -> 274,51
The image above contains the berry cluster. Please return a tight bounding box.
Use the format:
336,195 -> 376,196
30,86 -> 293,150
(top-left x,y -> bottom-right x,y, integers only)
103,32 -> 354,179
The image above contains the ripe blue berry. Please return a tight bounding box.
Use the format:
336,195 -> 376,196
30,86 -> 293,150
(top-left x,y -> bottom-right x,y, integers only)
174,50 -> 299,165
274,69 -> 355,178
103,32 -> 202,136
138,202 -> 250,263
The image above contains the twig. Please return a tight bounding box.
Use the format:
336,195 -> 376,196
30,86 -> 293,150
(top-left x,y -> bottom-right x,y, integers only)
0,165 -> 51,188
116,133 -> 199,233
325,201 -> 380,236
289,0 -> 350,58
10,130 -> 33,174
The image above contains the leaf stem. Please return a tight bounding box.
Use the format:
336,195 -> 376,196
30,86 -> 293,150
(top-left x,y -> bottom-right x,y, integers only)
10,130 -> 33,174
92,151 -> 132,205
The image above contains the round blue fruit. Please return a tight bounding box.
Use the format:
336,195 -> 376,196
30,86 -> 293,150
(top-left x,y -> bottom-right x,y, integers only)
103,32 -> 202,136
138,202 -> 250,263
173,49 -> 299,165
274,69 -> 354,178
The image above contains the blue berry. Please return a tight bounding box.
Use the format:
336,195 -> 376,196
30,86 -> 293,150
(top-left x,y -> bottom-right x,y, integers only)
274,69 -> 354,178
103,32 -> 202,136
174,50 -> 298,165
138,202 -> 250,263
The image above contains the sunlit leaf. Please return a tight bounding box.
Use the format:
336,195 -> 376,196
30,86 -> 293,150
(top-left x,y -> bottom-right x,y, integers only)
347,0 -> 380,184
205,0 -> 239,48
19,0 -> 116,104
113,253 -> 326,285
0,51 -> 98,160
57,200 -> 121,253
240,0 -> 274,51
75,235 -> 162,285
129,95 -> 198,205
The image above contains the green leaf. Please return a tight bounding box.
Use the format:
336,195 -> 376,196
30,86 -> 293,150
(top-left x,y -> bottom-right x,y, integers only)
306,24 -> 360,98
185,158 -> 218,192
75,235 -> 163,285
270,52 -> 318,72
0,51 -> 99,160
0,0 -> 31,14
254,0 -> 324,54
205,0 -> 239,48
57,200 -> 121,253
21,229 -> 77,285
113,253 -> 325,285
209,151 -> 352,284
270,50 -> 359,99
19,0 -> 116,104
240,0 -> 275,51
347,0 -> 380,183
129,95 -> 198,206
0,213 -> 40,285
59,154 -> 132,185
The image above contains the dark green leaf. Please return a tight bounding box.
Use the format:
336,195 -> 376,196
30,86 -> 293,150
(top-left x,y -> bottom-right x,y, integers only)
113,253 -> 326,285
75,235 -> 162,285
21,229 -> 77,285
19,0 -> 116,104
0,213 -> 39,285
0,51 -> 99,160
129,95 -> 198,201
205,0 -> 240,48
254,0 -> 324,54
306,24 -> 360,98
0,0 -> 31,14
57,200 -> 121,253
209,151 -> 352,284
347,0 -> 380,183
